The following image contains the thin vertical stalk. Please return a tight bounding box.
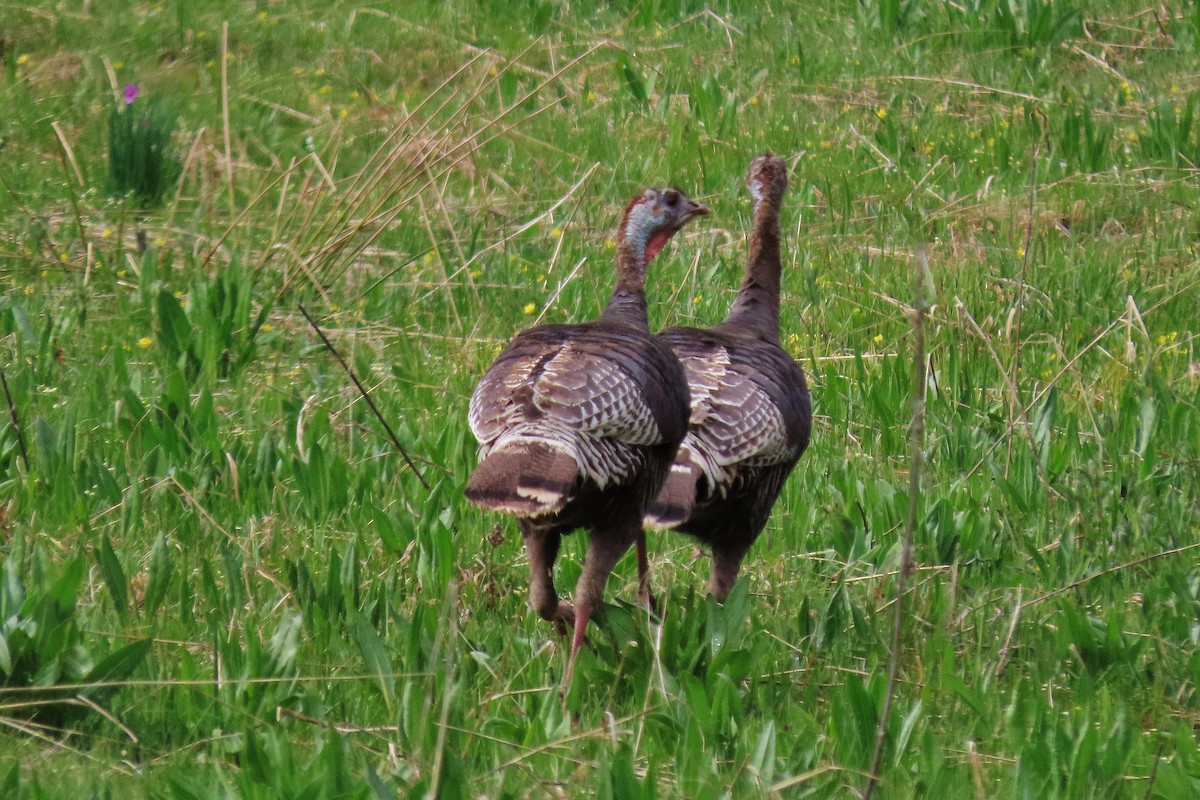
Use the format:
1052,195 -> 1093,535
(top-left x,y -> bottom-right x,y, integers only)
863,249 -> 933,800
220,21 -> 235,221
51,122 -> 89,265
1,370 -> 29,471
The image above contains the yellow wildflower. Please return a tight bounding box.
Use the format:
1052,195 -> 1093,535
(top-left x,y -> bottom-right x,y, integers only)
138,337 -> 153,348
873,334 -> 883,343
16,54 -> 30,66
522,303 -> 536,315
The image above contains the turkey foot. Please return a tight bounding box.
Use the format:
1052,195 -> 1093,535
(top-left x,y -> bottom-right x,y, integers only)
550,602 -> 576,637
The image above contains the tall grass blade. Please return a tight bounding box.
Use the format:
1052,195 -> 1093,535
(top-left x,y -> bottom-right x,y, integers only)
863,248 -> 934,799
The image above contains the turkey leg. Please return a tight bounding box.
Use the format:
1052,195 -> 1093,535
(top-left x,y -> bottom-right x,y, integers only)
521,524 -> 574,634
563,514 -> 640,685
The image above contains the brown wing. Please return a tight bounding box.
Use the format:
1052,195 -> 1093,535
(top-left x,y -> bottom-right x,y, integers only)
659,327 -> 810,500
468,324 -> 682,491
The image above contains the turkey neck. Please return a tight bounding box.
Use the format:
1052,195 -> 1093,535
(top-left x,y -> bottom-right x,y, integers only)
600,234 -> 651,331
723,195 -> 782,342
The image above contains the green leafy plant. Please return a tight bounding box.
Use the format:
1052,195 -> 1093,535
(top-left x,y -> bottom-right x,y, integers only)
0,540 -> 150,727
106,85 -> 181,210
1056,103 -> 1114,174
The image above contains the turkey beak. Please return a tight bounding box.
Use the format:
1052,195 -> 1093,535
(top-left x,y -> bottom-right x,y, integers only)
687,200 -> 710,219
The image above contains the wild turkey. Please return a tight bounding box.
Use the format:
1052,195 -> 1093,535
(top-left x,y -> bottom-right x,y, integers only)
466,187 -> 708,679
645,155 -> 812,601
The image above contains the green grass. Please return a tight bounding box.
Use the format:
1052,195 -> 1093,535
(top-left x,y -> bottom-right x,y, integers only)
2,0 -> 1199,797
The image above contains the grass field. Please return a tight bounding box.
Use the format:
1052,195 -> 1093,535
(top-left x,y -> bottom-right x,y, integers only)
2,1 -> 1200,797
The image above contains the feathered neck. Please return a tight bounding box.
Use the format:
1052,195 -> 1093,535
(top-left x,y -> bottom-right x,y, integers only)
723,189 -> 782,341
602,197 -> 669,330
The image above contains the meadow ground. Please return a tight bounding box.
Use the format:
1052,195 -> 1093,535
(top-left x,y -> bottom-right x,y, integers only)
1,1 -> 1199,797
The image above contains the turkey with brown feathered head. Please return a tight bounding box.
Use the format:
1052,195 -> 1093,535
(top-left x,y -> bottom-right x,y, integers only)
645,155 -> 812,602
466,187 -> 708,682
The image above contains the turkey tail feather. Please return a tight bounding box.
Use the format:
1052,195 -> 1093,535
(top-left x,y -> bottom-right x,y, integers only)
465,442 -> 580,516
644,460 -> 701,529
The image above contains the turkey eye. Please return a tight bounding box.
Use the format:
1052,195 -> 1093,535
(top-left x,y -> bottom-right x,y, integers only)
665,192 -> 679,207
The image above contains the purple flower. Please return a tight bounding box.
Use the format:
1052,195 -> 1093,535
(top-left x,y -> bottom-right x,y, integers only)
123,85 -> 139,105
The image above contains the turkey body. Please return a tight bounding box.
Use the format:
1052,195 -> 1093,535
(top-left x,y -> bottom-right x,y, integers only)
464,187 -> 707,680
467,320 -> 688,535
650,321 -> 810,599
646,155 -> 811,601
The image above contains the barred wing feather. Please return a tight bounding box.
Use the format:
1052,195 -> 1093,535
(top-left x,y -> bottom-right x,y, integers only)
468,330 -> 670,490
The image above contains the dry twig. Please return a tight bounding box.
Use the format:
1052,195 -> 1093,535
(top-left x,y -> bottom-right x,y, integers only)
298,304 -> 429,489
863,248 -> 934,800
1,370 -> 29,471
